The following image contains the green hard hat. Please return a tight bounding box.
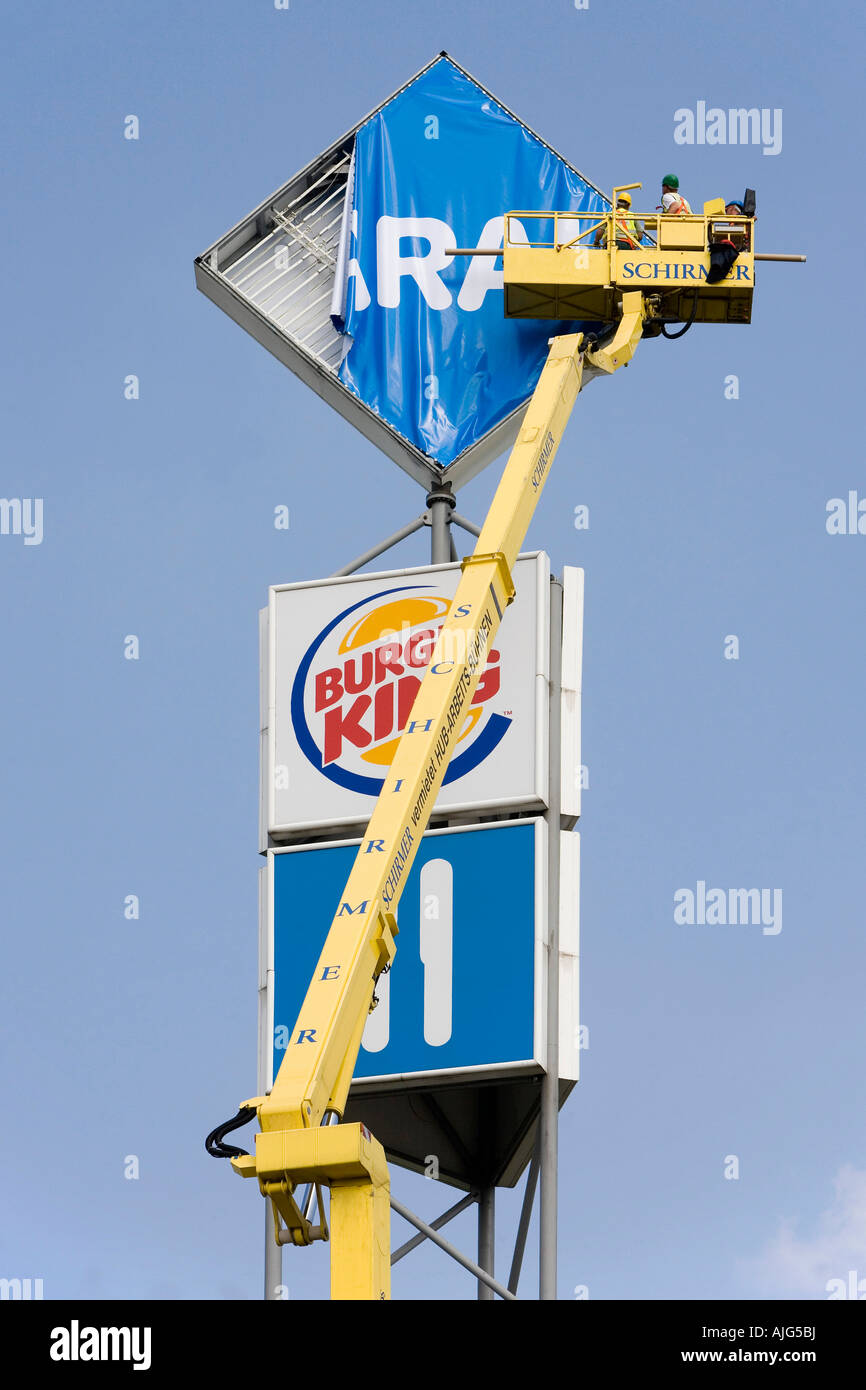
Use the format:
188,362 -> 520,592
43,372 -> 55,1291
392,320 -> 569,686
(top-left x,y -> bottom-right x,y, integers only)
662,174 -> 679,189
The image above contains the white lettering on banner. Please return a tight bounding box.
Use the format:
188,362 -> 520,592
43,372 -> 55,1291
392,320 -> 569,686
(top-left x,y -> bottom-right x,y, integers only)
376,216 -> 454,309
347,210 -> 371,310
364,215 -> 536,311
457,216 -> 529,311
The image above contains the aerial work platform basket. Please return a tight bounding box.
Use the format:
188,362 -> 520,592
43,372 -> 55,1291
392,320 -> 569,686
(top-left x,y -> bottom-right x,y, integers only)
502,193 -> 755,327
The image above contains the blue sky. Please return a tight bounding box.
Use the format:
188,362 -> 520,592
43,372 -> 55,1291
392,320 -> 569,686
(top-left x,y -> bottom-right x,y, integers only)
1,0 -> 864,1301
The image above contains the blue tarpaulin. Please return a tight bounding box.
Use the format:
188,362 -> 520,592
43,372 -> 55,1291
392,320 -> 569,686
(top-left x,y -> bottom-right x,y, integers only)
336,55 -> 609,469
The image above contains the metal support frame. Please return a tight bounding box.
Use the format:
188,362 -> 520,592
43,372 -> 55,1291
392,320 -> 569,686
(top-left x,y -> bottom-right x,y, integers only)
331,481 -> 480,580
389,1145 -> 543,1299
332,515 -> 427,577
390,1196 -> 516,1301
451,511 -> 481,538
391,1191 -> 478,1265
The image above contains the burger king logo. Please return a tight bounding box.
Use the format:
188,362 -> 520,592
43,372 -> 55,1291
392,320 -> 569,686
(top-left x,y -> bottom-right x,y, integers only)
291,585 -> 512,796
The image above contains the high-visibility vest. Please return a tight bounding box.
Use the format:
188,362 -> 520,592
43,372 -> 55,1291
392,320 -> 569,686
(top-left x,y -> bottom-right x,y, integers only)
666,194 -> 692,215
615,213 -> 641,247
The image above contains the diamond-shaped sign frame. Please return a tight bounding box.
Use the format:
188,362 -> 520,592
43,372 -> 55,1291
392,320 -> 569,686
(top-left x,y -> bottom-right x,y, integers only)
194,52 -> 606,490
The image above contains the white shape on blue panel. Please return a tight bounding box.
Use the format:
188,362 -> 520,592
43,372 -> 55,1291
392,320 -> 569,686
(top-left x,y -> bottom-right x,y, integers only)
361,857 -> 454,1053
419,858 -> 453,1046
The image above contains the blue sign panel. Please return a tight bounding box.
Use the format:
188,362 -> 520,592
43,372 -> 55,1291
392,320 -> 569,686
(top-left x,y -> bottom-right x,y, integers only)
336,55 -> 608,468
272,821 -> 540,1084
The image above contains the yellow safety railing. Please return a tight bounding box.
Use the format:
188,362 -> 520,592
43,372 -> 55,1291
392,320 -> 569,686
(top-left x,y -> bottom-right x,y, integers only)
504,209 -> 755,253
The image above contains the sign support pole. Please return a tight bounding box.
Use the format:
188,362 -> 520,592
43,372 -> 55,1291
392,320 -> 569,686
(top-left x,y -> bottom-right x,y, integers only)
264,1201 -> 282,1300
477,1187 -> 496,1301
540,578 -> 563,1299
427,483 -> 456,564
261,999 -> 284,1301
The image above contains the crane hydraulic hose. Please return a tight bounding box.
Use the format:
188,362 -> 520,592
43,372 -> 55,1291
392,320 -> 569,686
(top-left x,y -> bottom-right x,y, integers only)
206,1105 -> 257,1159
661,294 -> 699,339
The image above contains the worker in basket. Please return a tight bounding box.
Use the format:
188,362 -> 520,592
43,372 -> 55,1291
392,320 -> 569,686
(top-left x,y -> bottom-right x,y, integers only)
659,174 -> 692,215
707,192 -> 755,282
593,191 -> 644,249
724,199 -> 752,250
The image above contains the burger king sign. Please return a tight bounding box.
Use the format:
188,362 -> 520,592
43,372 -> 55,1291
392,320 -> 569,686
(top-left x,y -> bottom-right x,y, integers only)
263,552 -> 553,838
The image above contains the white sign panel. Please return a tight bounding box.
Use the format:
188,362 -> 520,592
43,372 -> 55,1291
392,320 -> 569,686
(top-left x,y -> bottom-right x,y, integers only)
263,552 -> 550,838
561,566 -> 584,823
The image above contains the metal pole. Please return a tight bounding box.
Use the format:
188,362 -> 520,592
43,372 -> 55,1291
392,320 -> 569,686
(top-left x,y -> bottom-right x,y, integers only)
477,1187 -> 495,1301
331,515 -> 427,577
451,510 -> 481,538
540,578 -> 563,1299
508,1132 -> 541,1295
391,1191 -> 478,1265
427,483 -> 455,564
258,869 -> 283,1301
390,1196 -> 516,1301
264,1206 -> 283,1301
450,249 -> 806,263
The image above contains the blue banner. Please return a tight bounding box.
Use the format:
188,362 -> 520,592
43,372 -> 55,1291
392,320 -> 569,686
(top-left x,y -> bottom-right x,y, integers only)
337,56 -> 609,469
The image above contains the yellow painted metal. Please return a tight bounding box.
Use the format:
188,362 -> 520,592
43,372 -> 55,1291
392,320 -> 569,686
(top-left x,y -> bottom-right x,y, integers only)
656,218 -> 707,251
238,1123 -> 391,1298
470,334 -> 585,565
329,1133 -> 390,1301
503,208 -> 756,326
584,292 -> 645,374
328,974 -> 381,1128
611,182 -> 642,205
